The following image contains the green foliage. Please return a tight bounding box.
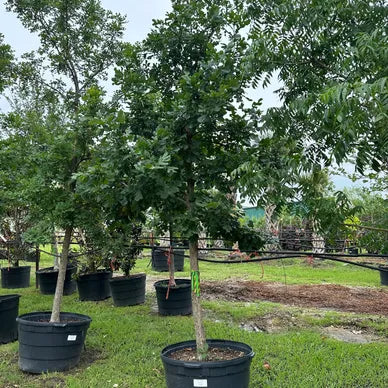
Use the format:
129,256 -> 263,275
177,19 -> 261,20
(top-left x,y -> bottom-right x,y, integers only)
115,0 -> 261,244
2,0 -> 126,242
346,188 -> 388,253
0,33 -> 13,92
248,0 -> 388,175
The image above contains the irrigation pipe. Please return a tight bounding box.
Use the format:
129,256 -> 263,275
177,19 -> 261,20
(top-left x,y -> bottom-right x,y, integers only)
141,245 -> 387,272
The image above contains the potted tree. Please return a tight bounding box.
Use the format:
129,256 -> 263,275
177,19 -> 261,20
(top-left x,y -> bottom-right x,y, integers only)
1,225 -> 31,289
3,0 -> 125,373
75,227 -> 113,302
115,1 -> 261,385
108,222 -> 147,307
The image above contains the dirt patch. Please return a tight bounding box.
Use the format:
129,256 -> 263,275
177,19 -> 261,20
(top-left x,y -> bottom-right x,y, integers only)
202,281 -> 388,316
238,310 -> 301,334
322,327 -> 382,343
70,346 -> 104,371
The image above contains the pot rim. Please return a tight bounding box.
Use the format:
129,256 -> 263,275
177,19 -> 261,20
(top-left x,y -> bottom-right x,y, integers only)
1,265 -> 31,271
161,339 -> 255,367
17,311 -> 92,327
0,294 -> 21,303
154,278 -> 191,289
36,265 -> 76,274
109,273 -> 146,282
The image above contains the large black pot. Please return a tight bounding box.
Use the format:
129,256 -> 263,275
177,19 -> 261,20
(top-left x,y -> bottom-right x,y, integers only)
173,249 -> 185,271
36,265 -> 77,295
1,266 -> 30,289
0,294 -> 20,344
152,248 -> 185,272
109,273 -> 146,307
379,265 -> 388,286
25,250 -> 37,263
77,270 -> 112,301
17,311 -> 91,373
154,279 -> 192,316
161,339 -> 255,388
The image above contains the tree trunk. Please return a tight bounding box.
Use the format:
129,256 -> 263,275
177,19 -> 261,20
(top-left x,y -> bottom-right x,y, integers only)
169,225 -> 176,287
189,238 -> 207,360
311,219 -> 325,253
50,226 -> 72,323
52,229 -> 59,269
264,203 -> 280,251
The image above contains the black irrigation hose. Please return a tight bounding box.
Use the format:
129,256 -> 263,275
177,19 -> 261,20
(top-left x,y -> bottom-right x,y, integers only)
138,244 -> 388,258
37,248 -> 102,259
313,255 -> 387,272
140,245 -> 387,272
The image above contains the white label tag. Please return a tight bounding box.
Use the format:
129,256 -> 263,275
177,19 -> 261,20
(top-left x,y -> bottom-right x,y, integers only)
67,335 -> 77,341
193,379 -> 208,387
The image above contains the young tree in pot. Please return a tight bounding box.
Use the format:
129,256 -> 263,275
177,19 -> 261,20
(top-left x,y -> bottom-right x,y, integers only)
3,0 -> 125,373
115,1 -> 262,384
107,222 -> 146,307
0,209 -> 32,289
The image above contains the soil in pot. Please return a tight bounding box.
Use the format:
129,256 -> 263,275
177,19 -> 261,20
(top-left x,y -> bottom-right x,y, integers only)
0,294 -> 20,344
36,265 -> 77,295
1,266 -> 30,289
379,265 -> 388,286
17,311 -> 91,373
109,273 -> 146,307
154,279 -> 192,316
77,270 -> 112,301
161,339 -> 255,388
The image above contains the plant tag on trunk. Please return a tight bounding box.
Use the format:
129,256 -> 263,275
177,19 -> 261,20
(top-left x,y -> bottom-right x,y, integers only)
193,379 -> 208,387
67,335 -> 77,341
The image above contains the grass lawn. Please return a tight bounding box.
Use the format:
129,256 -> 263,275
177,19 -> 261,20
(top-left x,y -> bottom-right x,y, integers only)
0,251 -> 387,387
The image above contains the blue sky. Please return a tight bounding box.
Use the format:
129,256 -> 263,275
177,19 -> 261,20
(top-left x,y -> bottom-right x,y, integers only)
0,0 -> 364,191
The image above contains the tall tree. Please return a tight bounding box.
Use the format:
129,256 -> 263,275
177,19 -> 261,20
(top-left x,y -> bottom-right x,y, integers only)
4,0 -> 125,322
115,0 -> 264,359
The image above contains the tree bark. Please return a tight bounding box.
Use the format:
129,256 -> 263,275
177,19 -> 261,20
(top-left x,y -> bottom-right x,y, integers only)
50,226 -> 72,323
169,224 -> 176,287
52,229 -> 59,269
189,238 -> 207,360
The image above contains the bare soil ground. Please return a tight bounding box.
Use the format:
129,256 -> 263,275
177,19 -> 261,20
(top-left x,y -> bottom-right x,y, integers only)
201,281 -> 388,316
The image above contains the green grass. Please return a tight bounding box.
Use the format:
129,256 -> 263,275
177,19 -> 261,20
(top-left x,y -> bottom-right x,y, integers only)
0,251 -> 387,387
135,252 -> 383,287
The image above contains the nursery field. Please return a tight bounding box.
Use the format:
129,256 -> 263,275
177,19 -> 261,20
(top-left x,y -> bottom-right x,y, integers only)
0,252 -> 387,388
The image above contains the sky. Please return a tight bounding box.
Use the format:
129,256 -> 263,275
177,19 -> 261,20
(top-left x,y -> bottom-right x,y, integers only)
0,0 -> 364,191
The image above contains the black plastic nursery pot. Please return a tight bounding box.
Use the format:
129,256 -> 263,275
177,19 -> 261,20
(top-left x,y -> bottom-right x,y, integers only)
25,251 -> 37,263
76,270 -> 112,301
17,311 -> 91,373
109,273 -> 146,307
36,265 -> 77,295
152,248 -> 169,271
161,339 -> 255,388
0,294 -> 20,344
154,279 -> 192,316
1,266 -> 31,289
152,248 -> 185,272
173,249 -> 185,271
379,266 -> 388,286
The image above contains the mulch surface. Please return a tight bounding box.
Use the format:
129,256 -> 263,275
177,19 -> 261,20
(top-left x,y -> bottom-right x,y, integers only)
169,346 -> 245,362
202,281 -> 388,316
